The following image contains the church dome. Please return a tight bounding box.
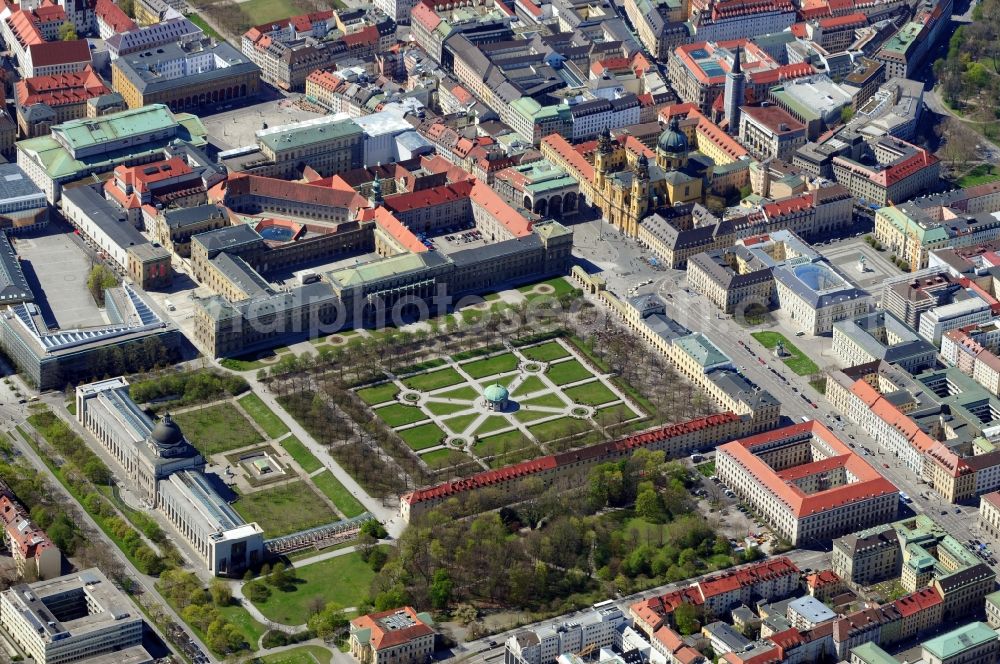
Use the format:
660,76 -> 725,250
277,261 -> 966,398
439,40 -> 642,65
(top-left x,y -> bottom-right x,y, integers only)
150,414 -> 184,447
658,117 -> 688,155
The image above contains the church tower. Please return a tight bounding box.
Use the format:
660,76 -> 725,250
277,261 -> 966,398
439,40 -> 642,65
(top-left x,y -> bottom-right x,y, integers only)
594,126 -> 614,191
628,154 -> 650,235
656,116 -> 689,171
724,45 -> 745,136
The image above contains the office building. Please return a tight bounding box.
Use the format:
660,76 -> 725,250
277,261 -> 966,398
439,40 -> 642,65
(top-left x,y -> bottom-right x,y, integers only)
506,607 -> 626,664
0,569 -> 151,664
921,622 -> 998,664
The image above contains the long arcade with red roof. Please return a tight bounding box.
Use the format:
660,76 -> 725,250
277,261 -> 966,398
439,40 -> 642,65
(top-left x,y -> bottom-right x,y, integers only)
717,420 -> 899,545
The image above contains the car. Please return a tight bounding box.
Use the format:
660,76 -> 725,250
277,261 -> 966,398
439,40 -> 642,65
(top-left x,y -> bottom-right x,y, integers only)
956,507 -> 962,514
883,463 -> 890,469
811,403 -> 818,409
941,510 -> 948,515
489,641 -> 498,648
849,442 -> 855,448
849,435 -> 855,440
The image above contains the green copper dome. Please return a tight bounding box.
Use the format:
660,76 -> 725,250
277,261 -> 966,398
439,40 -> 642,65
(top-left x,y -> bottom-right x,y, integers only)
658,116 -> 688,154
484,384 -> 509,403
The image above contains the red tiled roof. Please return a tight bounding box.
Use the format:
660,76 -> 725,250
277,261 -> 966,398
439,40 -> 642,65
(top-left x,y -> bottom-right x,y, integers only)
16,66 -> 109,107
542,133 -> 595,183
696,557 -> 799,600
406,412 -> 742,505
219,173 -> 368,211
411,1 -> 441,31
818,11 -> 866,27
806,569 -> 840,588
95,0 -> 137,33
373,207 -> 427,254
27,39 -> 91,68
384,180 -> 474,214
350,607 -> 434,651
719,421 -> 898,517
893,587 -> 942,617
0,495 -> 56,562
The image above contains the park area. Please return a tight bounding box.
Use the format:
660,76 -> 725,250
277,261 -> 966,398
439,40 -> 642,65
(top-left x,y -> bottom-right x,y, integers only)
354,337 -> 649,472
750,331 -> 820,376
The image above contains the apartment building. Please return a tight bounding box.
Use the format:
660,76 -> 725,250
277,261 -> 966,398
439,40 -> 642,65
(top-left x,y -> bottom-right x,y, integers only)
716,420 -> 899,545
505,607 -> 626,664
980,491 -> 1000,542
738,105 -> 807,162
832,525 -> 900,588
0,494 -> 60,579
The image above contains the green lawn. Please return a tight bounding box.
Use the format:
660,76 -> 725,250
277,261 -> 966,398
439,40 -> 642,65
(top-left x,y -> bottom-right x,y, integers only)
595,403 -> 638,425
461,353 -> 519,379
436,385 -> 479,400
521,393 -> 567,409
173,403 -> 262,455
529,416 -> 592,442
373,403 -> 427,427
474,416 -> 511,436
311,471 -> 366,518
426,401 -> 471,416
750,332 -> 820,376
546,359 -> 593,385
564,381 -> 618,406
477,376 -> 516,390
403,368 -> 464,392
260,646 -> 333,664
238,393 -> 289,439
475,430 -> 530,456
217,603 -> 267,650
356,383 -> 399,405
521,341 -> 570,362
519,277 -> 577,299
186,12 -> 223,40
696,461 -> 716,477
421,448 -> 470,470
234,481 -> 338,537
514,409 -> 551,423
281,436 -> 323,473
250,550 -> 384,625
442,413 -> 478,433
956,164 -> 1000,188
237,0 -> 302,25
398,422 -> 446,451
512,375 -> 547,396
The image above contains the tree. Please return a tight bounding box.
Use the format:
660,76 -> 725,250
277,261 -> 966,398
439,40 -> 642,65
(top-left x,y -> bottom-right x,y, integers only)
244,581 -> 270,602
673,603 -> 701,635
86,265 -> 118,306
59,21 -> 78,40
118,0 -> 135,16
429,569 -> 453,609
635,488 -> 666,523
307,602 -> 348,639
840,106 -> 854,124
209,579 -> 232,606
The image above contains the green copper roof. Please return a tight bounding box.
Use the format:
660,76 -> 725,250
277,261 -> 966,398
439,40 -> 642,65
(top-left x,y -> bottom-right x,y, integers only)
54,104 -> 180,152
675,333 -> 730,368
922,622 -> 997,659
850,643 -> 898,664
484,383 -> 508,402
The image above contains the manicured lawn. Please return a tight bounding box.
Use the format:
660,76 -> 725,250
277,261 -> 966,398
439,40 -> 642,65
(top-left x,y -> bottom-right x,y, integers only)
402,368 -> 464,392
478,376 -> 516,390
173,403 -> 262,455
519,277 -> 577,299
356,383 -> 399,405
546,359 -> 593,385
512,375 -> 547,396
260,645 -> 333,664
281,435 -> 323,473
421,448 -> 471,470
564,381 -> 618,406
750,332 -> 820,376
234,481 -> 338,537
475,430 -> 529,456
521,341 -> 570,362
250,550 -> 385,625
595,403 -> 637,425
217,603 -> 267,649
311,471 -> 365,518
474,416 -> 510,436
426,401 -> 471,416
529,416 -> 591,442
442,413 -> 478,433
514,409 -> 551,423
373,403 -> 427,427
521,393 -> 567,409
461,353 -> 519,379
238,393 -> 289,439
696,461 -> 716,477
810,378 -> 827,394
398,422 -> 446,451
436,385 -> 479,400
